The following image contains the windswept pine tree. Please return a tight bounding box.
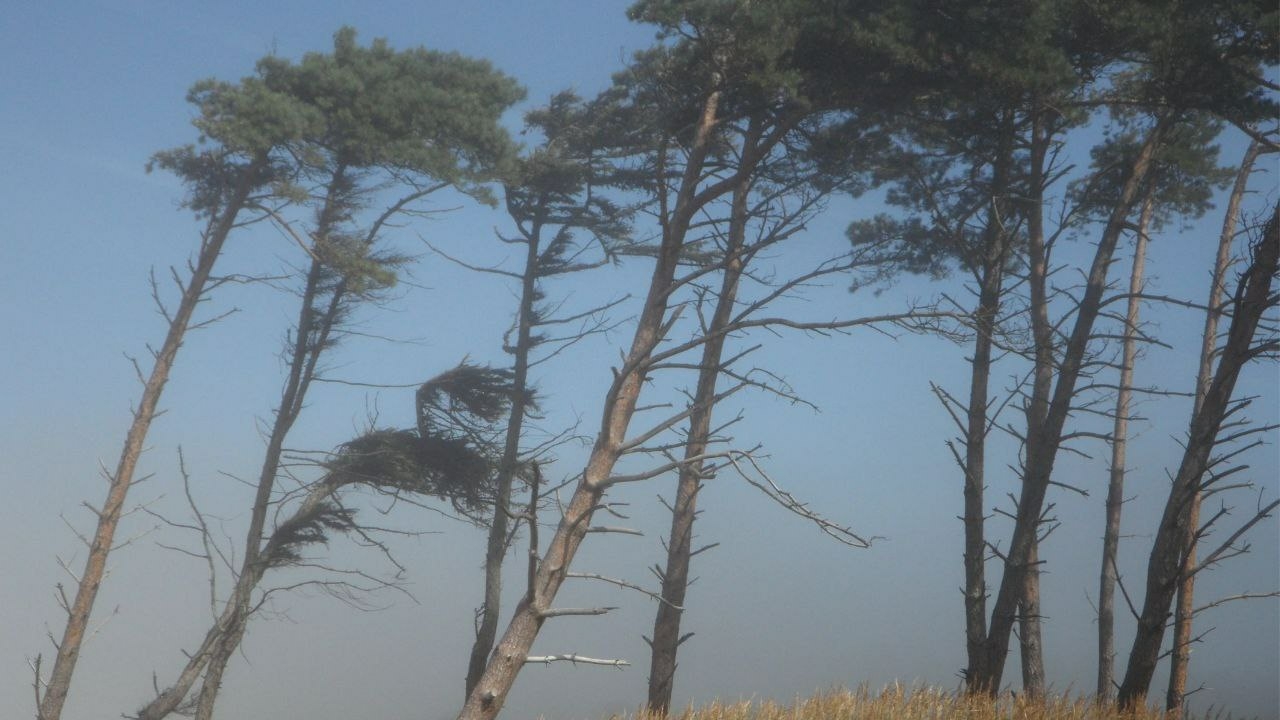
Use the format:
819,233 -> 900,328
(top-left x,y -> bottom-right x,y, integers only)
129,28 -> 525,720
34,52 -> 325,720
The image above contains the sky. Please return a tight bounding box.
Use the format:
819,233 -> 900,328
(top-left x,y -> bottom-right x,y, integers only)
1,3 -> 1277,720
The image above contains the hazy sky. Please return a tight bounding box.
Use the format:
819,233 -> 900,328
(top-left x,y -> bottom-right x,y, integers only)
1,3 -> 1276,720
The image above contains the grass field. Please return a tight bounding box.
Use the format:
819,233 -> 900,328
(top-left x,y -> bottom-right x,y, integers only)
605,686 -> 1249,720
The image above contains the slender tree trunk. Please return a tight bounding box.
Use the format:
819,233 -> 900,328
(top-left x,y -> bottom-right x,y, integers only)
1016,115 -> 1052,700
465,220 -> 541,698
456,90 -> 746,720
1118,204 -> 1278,706
646,177 -> 750,714
1097,196 -> 1154,700
36,156 -> 265,720
1164,142 -> 1263,717
973,119 -> 1167,693
961,121 -> 1014,691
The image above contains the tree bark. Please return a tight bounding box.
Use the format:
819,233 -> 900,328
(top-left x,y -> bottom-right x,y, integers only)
37,155 -> 265,720
1097,196 -> 1154,700
1118,202 -> 1279,707
646,176 -> 751,714
1164,141 -> 1262,717
1018,542 -> 1045,698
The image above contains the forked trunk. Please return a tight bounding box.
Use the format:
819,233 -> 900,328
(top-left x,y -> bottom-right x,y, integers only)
1015,116 -> 1052,700
456,89 -> 732,720
961,120 -> 1014,692
140,174 -> 350,720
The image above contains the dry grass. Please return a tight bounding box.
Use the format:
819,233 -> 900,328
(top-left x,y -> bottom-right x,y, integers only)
608,686 -> 1239,720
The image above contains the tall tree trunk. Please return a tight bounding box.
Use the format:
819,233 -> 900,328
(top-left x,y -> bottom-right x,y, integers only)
1118,203 -> 1279,707
1097,196 -> 1154,700
1016,114 -> 1052,700
1164,142 -> 1262,717
646,177 -> 750,714
973,119 -> 1167,693
37,155 -> 265,720
961,121 -> 1015,691
465,220 -> 540,698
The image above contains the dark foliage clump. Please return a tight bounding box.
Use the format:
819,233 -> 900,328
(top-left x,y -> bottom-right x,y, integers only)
263,501 -> 358,568
322,362 -> 521,514
326,428 -> 495,511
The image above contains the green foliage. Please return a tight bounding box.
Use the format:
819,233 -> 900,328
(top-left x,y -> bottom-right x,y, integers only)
1071,115 -> 1235,229
628,0 -> 810,110
313,233 -> 409,296
258,27 -> 525,198
1109,0 -> 1278,122
512,92 -> 632,270
417,362 -> 525,426
184,76 -> 326,156
145,67 -> 325,219
150,26 -> 525,258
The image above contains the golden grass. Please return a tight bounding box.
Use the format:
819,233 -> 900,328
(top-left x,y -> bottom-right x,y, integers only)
608,685 -> 1232,720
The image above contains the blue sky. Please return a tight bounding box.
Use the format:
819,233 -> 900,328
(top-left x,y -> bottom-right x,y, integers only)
1,3 -> 1277,720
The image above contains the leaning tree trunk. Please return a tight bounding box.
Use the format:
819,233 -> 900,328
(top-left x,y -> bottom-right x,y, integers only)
1097,196 -> 1154,700
453,88 -> 787,720
1118,204 -> 1279,708
1164,141 -> 1262,717
972,118 -> 1167,693
36,155 -> 265,720
139,177 -> 349,720
456,92 -> 716,720
189,195 -> 349,719
647,176 -> 750,714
